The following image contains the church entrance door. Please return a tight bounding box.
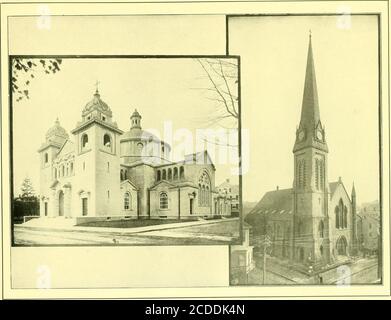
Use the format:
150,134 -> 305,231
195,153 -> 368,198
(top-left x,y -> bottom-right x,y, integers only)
58,191 -> 64,216
336,236 -> 348,255
82,198 -> 88,216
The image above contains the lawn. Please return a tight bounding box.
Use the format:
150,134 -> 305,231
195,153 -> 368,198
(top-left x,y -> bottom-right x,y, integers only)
77,218 -> 199,228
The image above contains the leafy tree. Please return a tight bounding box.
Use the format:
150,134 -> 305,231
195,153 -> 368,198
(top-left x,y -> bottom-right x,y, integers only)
12,58 -> 62,102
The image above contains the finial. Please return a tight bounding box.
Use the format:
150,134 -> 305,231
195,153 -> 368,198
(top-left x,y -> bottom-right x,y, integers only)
94,80 -> 100,94
55,117 -> 60,125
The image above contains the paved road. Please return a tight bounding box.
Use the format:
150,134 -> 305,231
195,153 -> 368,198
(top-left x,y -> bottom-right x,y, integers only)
14,219 -> 239,245
247,255 -> 379,285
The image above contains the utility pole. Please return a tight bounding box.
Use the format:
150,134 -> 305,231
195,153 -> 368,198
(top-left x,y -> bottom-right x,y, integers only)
261,235 -> 272,285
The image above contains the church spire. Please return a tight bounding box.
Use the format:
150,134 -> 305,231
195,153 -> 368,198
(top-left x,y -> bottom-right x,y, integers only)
300,32 -> 320,129
293,34 -> 328,153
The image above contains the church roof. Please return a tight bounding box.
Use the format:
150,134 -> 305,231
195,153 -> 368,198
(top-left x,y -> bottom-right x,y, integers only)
249,181 -> 347,216
82,90 -> 113,117
120,128 -> 166,144
45,118 -> 69,140
249,188 -> 294,216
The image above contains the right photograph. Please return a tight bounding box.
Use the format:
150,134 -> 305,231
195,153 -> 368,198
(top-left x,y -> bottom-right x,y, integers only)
229,15 -> 381,285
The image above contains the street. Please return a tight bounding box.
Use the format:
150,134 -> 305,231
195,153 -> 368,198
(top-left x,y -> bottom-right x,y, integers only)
14,218 -> 239,245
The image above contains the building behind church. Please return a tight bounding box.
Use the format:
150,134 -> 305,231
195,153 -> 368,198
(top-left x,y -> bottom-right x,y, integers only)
36,89 -> 233,224
245,35 -> 359,269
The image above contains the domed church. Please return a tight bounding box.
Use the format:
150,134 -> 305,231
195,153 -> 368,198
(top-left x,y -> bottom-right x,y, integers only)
37,89 -> 232,223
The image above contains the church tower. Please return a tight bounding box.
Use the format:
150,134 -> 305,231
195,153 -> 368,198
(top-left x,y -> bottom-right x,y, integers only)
292,34 -> 331,265
71,89 -> 123,217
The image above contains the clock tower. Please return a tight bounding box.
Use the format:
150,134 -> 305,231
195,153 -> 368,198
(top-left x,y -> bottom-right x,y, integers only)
292,34 -> 331,265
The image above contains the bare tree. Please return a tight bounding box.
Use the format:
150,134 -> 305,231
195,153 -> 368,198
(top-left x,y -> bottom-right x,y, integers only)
12,58 -> 62,102
195,58 -> 239,128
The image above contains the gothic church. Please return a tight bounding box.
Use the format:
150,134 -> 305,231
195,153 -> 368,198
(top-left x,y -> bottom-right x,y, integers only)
246,35 -> 358,267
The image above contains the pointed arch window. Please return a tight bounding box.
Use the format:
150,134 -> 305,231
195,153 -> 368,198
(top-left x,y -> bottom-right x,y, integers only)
319,160 -> 324,190
315,159 -> 320,190
297,160 -> 306,189
179,166 -> 185,179
162,169 -> 167,180
335,207 -> 340,229
157,170 -> 161,181
343,205 -> 348,228
168,168 -> 172,180
173,167 -> 178,180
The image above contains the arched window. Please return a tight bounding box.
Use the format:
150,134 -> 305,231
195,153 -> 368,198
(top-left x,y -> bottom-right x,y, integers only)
198,170 -> 211,207
344,206 -> 348,228
62,165 -> 65,177
319,160 -> 324,190
160,192 -> 168,209
157,170 -> 161,181
339,199 -> 344,228
103,134 -> 112,150
335,207 -> 340,229
81,134 -> 89,150
179,166 -> 184,179
124,192 -> 131,210
319,220 -> 324,238
168,168 -> 172,180
120,169 -> 124,181
315,159 -> 319,190
44,153 -> 48,163
162,169 -> 167,180
70,162 -> 74,175
297,160 -> 306,188
124,170 -> 128,180
173,167 -> 178,180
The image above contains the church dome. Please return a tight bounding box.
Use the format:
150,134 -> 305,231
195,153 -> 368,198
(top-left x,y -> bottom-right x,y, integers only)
82,90 -> 112,117
46,118 -> 69,140
120,129 -> 160,142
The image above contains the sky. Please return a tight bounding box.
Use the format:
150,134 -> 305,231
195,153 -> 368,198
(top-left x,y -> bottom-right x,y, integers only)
12,58 -> 239,196
229,15 -> 380,205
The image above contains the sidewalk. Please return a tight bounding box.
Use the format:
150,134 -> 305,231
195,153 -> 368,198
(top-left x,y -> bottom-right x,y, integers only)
16,217 -> 239,235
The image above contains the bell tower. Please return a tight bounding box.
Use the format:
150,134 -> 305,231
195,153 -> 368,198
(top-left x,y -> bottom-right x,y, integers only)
71,89 -> 123,217
292,34 -> 331,265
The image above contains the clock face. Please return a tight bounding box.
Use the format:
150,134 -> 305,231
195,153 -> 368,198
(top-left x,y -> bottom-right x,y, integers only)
298,130 -> 305,141
316,130 -> 323,141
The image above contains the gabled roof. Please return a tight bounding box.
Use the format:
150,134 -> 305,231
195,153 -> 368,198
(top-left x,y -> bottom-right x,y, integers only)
249,180 -> 351,216
120,179 -> 139,190
56,139 -> 75,158
249,188 -> 294,215
149,180 -> 176,190
329,178 -> 351,202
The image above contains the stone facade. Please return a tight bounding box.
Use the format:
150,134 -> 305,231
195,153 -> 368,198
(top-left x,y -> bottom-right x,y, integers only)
37,90 -> 232,221
245,36 -> 358,268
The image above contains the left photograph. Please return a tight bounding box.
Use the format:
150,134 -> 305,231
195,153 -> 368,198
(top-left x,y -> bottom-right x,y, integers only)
11,56 -> 241,246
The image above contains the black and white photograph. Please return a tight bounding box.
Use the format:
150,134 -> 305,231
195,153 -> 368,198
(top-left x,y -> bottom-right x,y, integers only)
11,56 -> 241,246
228,14 -> 382,285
